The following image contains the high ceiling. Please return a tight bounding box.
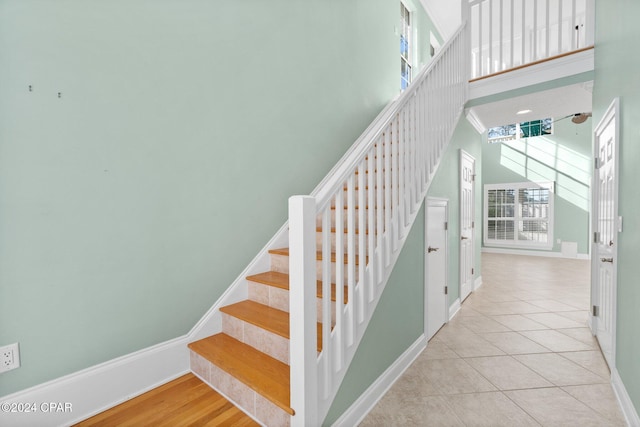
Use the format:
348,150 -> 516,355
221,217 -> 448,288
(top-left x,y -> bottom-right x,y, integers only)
467,82 -> 593,130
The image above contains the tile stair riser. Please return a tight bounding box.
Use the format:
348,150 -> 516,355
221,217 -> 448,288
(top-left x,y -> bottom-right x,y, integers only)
221,312 -> 290,365
190,350 -> 291,427
270,252 -> 360,283
247,282 -> 337,325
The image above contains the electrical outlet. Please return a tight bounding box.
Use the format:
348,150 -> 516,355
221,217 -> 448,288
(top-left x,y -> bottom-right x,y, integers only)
0,343 -> 20,373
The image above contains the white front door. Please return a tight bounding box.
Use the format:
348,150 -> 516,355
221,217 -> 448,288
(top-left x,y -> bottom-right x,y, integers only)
459,150 -> 475,301
426,199 -> 448,341
592,98 -> 620,369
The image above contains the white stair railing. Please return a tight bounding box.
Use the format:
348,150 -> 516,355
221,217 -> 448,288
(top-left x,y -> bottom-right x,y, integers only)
470,0 -> 595,79
289,22 -> 469,426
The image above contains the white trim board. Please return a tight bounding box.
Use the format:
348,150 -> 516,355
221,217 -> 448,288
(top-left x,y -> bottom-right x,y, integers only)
330,335 -> 427,427
482,247 -> 590,260
449,298 -> 461,321
0,336 -> 190,427
469,48 -> 594,100
611,368 -> 640,427
474,275 -> 483,291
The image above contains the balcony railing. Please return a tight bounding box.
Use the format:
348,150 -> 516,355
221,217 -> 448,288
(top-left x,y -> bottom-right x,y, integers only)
469,0 -> 595,80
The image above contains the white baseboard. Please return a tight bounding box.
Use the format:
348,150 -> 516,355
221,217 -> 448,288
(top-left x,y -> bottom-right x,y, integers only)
0,336 -> 189,427
474,275 -> 483,291
330,334 -> 427,427
482,247 -> 590,260
449,298 -> 461,321
611,368 -> 640,427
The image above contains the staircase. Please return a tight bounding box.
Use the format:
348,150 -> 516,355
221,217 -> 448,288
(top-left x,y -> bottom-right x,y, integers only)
188,23 -> 469,427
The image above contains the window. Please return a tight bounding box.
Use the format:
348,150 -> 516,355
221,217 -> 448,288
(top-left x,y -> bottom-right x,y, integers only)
488,118 -> 553,143
400,2 -> 412,90
484,182 -> 554,249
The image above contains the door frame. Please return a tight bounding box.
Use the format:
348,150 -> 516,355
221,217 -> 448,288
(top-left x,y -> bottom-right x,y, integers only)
459,149 -> 476,302
590,98 -> 620,369
425,197 -> 449,339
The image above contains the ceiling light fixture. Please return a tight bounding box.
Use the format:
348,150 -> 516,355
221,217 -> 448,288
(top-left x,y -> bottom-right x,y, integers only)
516,109 -> 532,115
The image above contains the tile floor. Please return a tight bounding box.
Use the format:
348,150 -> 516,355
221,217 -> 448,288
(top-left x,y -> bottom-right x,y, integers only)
360,253 -> 627,427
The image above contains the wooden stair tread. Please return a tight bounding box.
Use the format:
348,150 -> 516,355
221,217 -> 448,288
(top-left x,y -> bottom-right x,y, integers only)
220,300 -> 325,351
269,247 -> 367,265
188,334 -> 294,415
246,271 -> 348,302
220,300 -> 289,338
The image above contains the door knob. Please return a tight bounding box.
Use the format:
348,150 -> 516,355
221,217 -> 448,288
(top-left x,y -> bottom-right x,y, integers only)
461,236 -> 469,240
427,246 -> 439,253
600,257 -> 614,263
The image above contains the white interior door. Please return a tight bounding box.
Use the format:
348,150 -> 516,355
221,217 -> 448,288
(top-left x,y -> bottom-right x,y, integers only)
426,199 -> 448,341
592,98 -> 620,369
459,150 -> 475,301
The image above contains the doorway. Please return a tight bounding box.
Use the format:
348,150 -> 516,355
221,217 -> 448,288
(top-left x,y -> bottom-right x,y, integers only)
591,98 -> 620,369
425,198 -> 449,341
459,150 -> 476,302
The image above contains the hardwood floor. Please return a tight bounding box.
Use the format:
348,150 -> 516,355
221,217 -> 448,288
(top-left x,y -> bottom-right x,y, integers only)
73,373 -> 259,427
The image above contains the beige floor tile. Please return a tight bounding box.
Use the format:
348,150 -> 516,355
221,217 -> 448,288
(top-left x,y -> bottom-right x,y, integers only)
479,331 -> 552,354
519,329 -> 593,352
423,341 -> 460,360
443,391 -> 541,427
444,333 -> 506,358
514,353 -> 607,386
362,254 -> 622,425
505,387 -> 613,427
409,357 -> 497,395
527,298 -> 580,312
491,314 -> 549,331
559,350 -> 611,379
359,392 -> 464,426
562,384 -> 627,425
556,327 -> 598,347
495,300 -> 549,314
466,356 -> 552,390
556,310 -> 590,324
523,312 -> 586,329
450,315 -> 511,333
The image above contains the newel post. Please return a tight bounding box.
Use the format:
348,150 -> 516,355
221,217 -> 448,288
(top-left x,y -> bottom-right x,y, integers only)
289,196 -> 319,427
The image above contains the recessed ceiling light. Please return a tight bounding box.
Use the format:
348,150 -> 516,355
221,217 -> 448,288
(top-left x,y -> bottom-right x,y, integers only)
516,109 -> 532,115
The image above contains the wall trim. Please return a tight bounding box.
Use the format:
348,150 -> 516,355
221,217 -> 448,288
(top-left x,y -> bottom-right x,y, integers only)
449,298 -> 461,320
611,368 -> 640,427
0,336 -> 190,427
482,246 -> 590,260
469,47 -> 594,100
473,275 -> 483,291
330,334 -> 427,427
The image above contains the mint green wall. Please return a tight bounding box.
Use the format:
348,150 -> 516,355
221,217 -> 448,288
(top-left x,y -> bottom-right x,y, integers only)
323,204 -> 425,426
0,0 -> 441,397
427,118 -> 483,303
593,0 -> 640,414
482,117 -> 592,254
